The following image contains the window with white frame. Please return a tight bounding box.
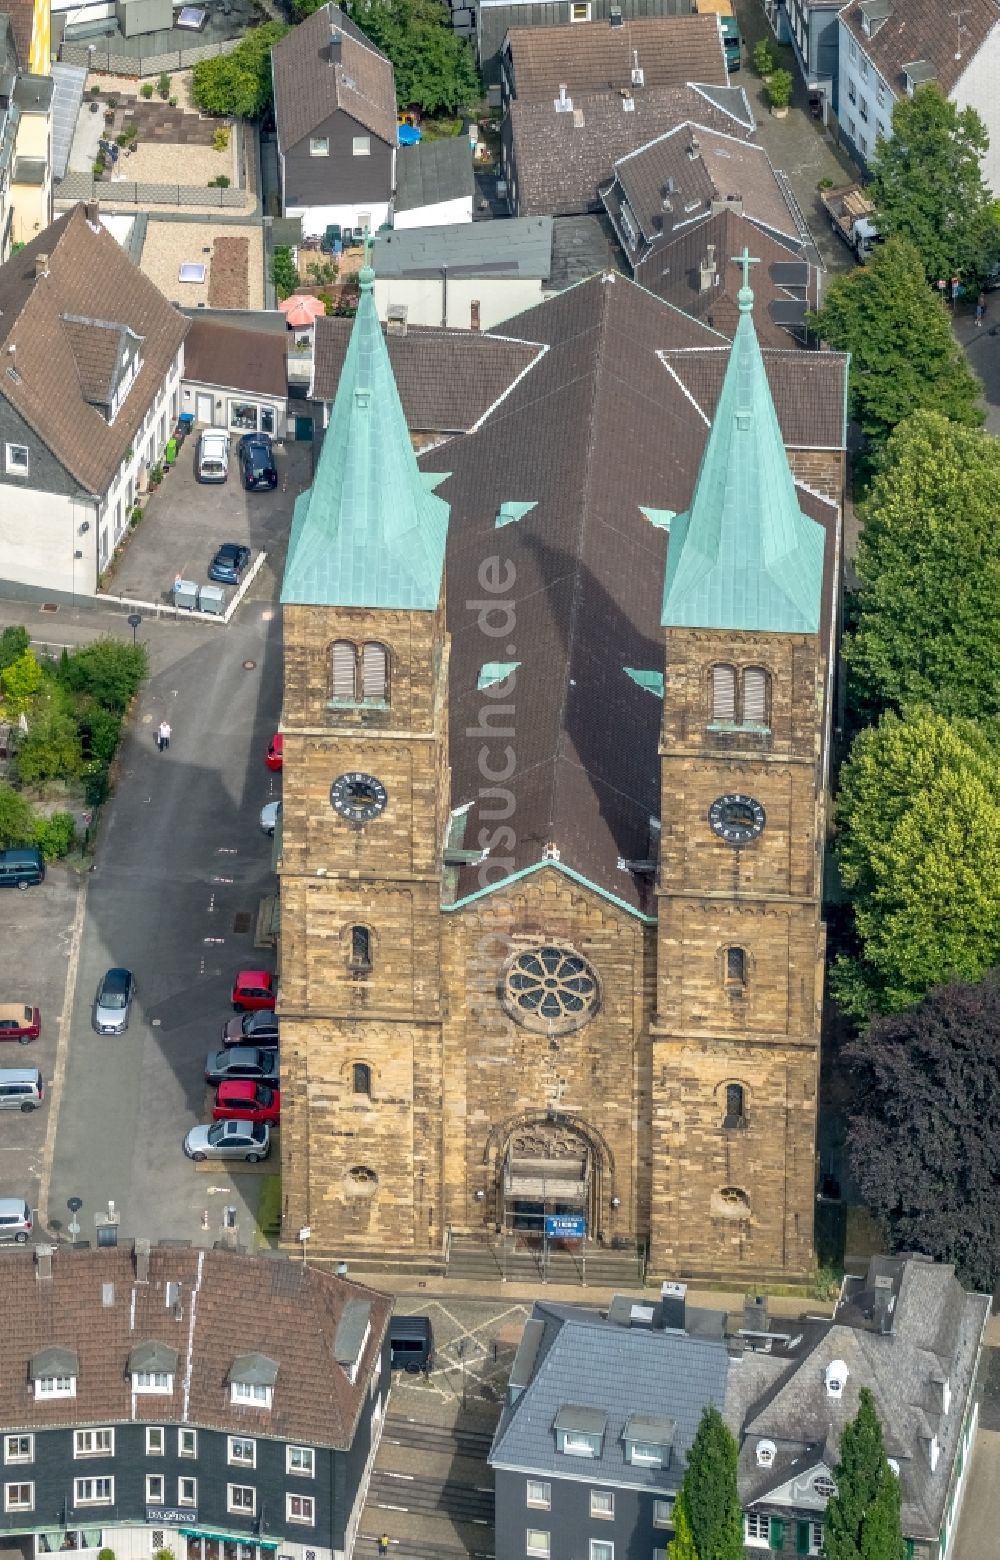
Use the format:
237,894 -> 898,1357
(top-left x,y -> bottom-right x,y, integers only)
145,1475 -> 164,1505
4,1436 -> 33,1464
352,136 -> 371,155
177,1478 -> 197,1508
178,1430 -> 197,1458
74,1430 -> 113,1458
4,444 -> 29,476
35,1376 -> 75,1399
526,1481 -> 550,1510
286,1493 -> 315,1524
146,1428 -> 164,1456
590,1490 -> 614,1519
227,1485 -> 256,1515
4,1482 -> 33,1512
860,55 -> 869,77
309,137 -> 329,156
526,1532 -> 550,1558
849,37 -> 857,60
590,1542 -> 614,1560
571,1 -> 591,17
626,1441 -> 663,1467
286,1446 -> 314,1477
653,1499 -> 674,1528
876,79 -> 885,106
228,1437 -> 256,1468
745,1513 -> 769,1548
73,1478 -> 113,1506
556,1429 -> 600,1458
133,1371 -> 172,1394
231,1382 -> 272,1408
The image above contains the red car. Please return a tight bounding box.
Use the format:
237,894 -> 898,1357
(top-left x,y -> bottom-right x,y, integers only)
231,969 -> 276,1012
0,1004 -> 41,1043
213,1080 -> 280,1124
266,733 -> 283,771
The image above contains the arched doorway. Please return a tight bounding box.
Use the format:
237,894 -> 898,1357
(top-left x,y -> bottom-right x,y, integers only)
491,1112 -> 612,1246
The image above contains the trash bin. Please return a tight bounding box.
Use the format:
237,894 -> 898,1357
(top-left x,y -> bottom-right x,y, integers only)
198,584 -> 224,615
173,578 -> 199,610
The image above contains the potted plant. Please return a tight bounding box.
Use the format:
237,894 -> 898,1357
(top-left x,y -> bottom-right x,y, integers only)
767,69 -> 794,117
753,39 -> 776,79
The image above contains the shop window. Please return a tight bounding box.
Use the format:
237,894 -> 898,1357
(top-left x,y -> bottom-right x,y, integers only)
229,402 -> 259,432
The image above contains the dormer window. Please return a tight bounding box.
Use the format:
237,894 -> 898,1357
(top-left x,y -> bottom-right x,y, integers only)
335,1300 -> 372,1386
553,1406 -> 606,1458
623,1414 -> 674,1469
35,1375 -> 76,1400
756,1439 -> 776,1469
30,1347 -> 79,1400
825,1360 -> 848,1399
228,1353 -> 278,1408
129,1342 -> 177,1395
928,1435 -> 940,1472
232,1381 -> 272,1407
134,1371 -> 172,1393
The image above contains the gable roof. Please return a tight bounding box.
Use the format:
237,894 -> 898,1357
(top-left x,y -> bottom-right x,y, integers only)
0,1243 -> 391,1450
395,136 -> 474,214
505,13 -> 729,100
183,317 -> 288,397
837,0 -> 1000,98
0,204 -> 188,496
272,2 -> 396,154
282,266 -> 449,609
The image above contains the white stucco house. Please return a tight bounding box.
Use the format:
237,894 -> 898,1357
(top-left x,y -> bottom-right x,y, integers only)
372,216 -> 553,331
837,0 -> 1000,191
0,203 -> 188,595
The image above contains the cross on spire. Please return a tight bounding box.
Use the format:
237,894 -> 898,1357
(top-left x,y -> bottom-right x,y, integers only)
731,245 -> 760,312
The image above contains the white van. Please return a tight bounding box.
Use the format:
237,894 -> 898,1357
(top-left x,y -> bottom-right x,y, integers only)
0,1068 -> 44,1111
197,430 -> 230,484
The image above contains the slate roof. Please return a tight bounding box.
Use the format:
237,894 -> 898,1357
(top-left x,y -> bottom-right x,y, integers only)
425,273 -> 845,911
272,2 -> 396,154
0,1243 -> 391,1450
374,216 -> 552,279
505,13 -> 728,99
838,0 -> 1000,99
507,83 -> 754,216
490,1300 -> 730,1489
0,204 -> 188,496
183,317 -> 289,396
395,137 -> 474,214
311,315 -> 543,431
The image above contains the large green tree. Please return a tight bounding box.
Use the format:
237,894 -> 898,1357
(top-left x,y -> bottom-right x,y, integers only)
834,709 -> 1000,1019
677,1407 -> 742,1560
346,0 -> 479,113
824,1389 -> 905,1560
191,21 -> 288,119
870,84 -> 1000,287
845,412 -> 1000,725
668,1489 -> 699,1560
809,235 -> 983,457
846,973 -> 1000,1293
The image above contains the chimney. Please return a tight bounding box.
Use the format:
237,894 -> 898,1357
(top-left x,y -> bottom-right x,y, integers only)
329,24 -> 342,64
35,1245 -> 54,1280
134,1238 -> 150,1283
34,253 -> 49,280
85,200 -> 100,226
659,1280 -> 687,1331
470,299 -> 481,332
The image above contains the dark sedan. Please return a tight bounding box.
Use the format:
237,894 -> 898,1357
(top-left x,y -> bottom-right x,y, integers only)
222,1010 -> 280,1049
207,543 -> 251,584
204,1046 -> 278,1086
238,434 -> 278,492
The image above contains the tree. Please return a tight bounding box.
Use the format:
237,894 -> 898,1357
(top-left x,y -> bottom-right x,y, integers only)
347,0 -> 480,114
824,1389 -> 905,1560
191,22 -> 288,119
16,706 -> 83,784
677,1407 -> 742,1560
668,1489 -> 700,1560
58,639 -> 148,715
844,412 -> 1000,725
845,973 -> 1000,1293
808,236 -> 983,457
0,648 -> 43,719
0,783 -> 35,848
870,84 -> 1000,287
834,710 -> 1000,1019
0,625 -> 29,672
270,245 -> 299,301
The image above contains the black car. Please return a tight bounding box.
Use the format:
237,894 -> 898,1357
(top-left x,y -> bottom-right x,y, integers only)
204,1046 -> 278,1086
238,434 -> 278,492
222,1010 -> 280,1049
208,543 -> 251,585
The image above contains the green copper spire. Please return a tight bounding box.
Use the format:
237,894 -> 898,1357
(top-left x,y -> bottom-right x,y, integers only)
281,266 -> 449,610
661,248 -> 825,634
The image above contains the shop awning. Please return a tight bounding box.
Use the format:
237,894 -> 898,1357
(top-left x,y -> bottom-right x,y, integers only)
179,1529 -> 277,1550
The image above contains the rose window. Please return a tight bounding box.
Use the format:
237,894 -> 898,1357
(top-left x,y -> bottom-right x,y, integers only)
502,946 -> 599,1034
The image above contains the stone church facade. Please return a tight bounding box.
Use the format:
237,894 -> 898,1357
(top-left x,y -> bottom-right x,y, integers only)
276,262 -> 847,1281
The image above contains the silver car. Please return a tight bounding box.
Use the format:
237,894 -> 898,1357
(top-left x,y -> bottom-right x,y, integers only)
260,800 -> 282,836
183,1120 -> 270,1163
93,968 -> 136,1035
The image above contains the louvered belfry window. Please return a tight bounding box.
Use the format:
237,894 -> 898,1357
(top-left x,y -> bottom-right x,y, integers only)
361,641 -> 388,703
742,666 -> 768,726
712,664 -> 737,721
331,640 -> 356,701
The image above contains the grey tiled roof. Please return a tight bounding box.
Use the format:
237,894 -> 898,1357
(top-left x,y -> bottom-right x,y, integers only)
395,137 -> 475,213
374,215 -> 552,279
490,1302 -> 729,1490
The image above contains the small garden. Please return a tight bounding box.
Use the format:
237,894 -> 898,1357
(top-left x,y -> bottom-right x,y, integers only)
0,628 -> 148,861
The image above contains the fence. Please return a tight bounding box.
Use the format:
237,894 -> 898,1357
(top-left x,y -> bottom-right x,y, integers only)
59,33 -> 242,76
58,171 -> 246,208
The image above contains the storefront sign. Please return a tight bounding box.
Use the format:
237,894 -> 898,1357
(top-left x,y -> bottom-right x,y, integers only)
147,1507 -> 195,1524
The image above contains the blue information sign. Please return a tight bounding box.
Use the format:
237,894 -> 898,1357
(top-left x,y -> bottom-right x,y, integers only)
545,1213 -> 586,1239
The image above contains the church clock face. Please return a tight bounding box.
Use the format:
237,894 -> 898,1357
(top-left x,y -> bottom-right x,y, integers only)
330,772 -> 388,824
709,793 -> 766,845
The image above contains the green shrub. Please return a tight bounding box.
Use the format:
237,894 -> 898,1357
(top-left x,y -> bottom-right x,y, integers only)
753,38 -> 775,76
157,72 -> 172,99
818,175 -> 834,191
212,125 -> 230,152
140,82 -> 154,99
16,708 -> 83,784
169,96 -> 178,107
58,640 -> 148,715
82,763 -> 110,809
0,626 -> 29,672
81,707 -> 122,768
33,813 -> 75,861
90,84 -> 101,96
208,174 -> 231,188
766,68 -> 794,110
94,160 -> 105,177
0,784 -> 35,848
270,245 -> 298,301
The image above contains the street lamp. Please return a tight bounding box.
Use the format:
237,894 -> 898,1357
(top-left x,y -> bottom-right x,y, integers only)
127,612 -> 142,646
66,1196 -> 82,1242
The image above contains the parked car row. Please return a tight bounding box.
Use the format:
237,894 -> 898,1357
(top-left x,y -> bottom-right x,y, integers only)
197,431 -> 278,491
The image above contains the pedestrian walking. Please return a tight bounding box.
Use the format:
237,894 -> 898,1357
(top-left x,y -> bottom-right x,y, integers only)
157,720 -> 171,752
976,290 -> 986,327
377,1537 -> 390,1557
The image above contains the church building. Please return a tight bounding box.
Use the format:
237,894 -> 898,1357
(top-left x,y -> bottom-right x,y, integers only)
276,256 -> 847,1281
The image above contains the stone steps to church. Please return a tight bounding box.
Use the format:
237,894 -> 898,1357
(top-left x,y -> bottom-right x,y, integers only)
447,1240 -> 644,1287
369,1468 -> 495,1524
381,1415 -> 495,1460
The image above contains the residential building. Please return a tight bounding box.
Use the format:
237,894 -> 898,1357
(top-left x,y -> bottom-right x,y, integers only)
272,3 -> 397,239
836,0 -> 1000,188
0,202 -> 187,594
373,216 -> 552,329
0,1241 -> 392,1560
601,123 -> 824,343
498,17 -> 744,215
780,0 -> 843,114
477,0 -> 691,98
0,13 -> 53,261
275,245 -> 848,1277
181,314 -> 290,440
393,137 -> 474,228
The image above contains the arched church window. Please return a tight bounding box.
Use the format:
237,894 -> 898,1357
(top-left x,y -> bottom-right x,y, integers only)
350,925 -> 372,972
331,639 -> 357,701
711,663 -> 737,722
361,641 -> 389,704
352,1062 -> 371,1096
742,666 -> 770,727
501,946 -> 600,1035
723,1084 -> 746,1129
725,946 -> 747,987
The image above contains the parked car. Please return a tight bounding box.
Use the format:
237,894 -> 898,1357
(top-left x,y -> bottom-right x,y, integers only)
92,968 -> 136,1035
231,969 -> 275,1012
389,1315 -> 435,1373
213,1080 -> 280,1124
223,1010 -> 280,1048
260,800 -> 282,836
265,733 -> 284,771
0,1068 -> 44,1112
208,542 -> 251,584
0,1004 -> 40,1043
204,1047 -> 278,1086
238,433 -> 278,491
183,1119 -> 270,1162
197,429 -> 230,483
0,847 -> 44,889
0,1197 -> 32,1242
